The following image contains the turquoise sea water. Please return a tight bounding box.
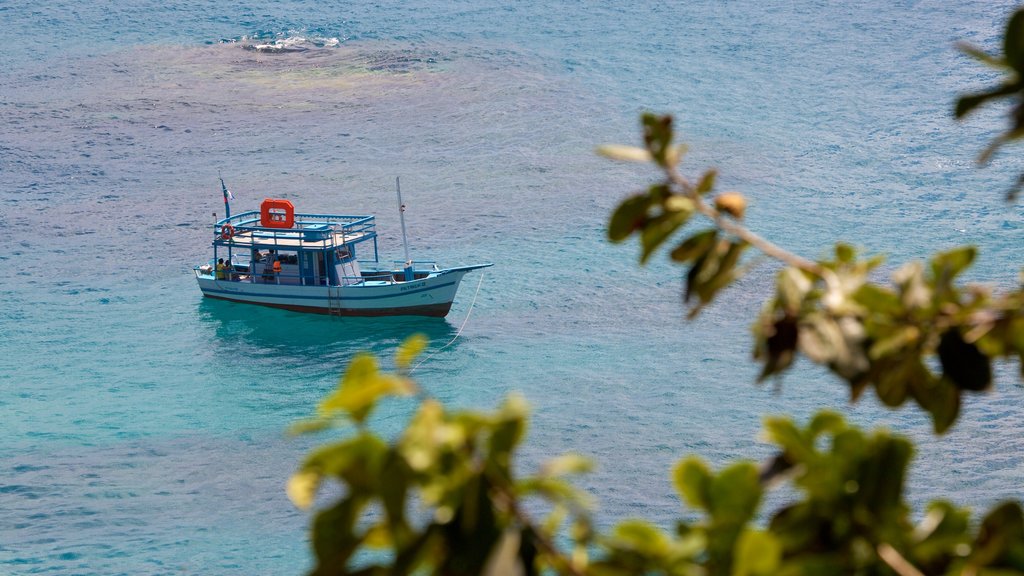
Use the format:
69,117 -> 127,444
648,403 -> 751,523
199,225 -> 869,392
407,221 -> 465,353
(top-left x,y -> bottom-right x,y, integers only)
3,1 -> 1024,573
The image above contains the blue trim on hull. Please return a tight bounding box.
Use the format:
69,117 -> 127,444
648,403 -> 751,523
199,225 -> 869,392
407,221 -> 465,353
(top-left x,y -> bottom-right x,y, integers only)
203,293 -> 453,317
199,280 -> 457,302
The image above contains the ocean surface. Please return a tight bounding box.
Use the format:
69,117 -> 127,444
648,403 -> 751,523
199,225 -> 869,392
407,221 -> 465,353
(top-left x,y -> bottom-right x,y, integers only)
3,1 -> 1024,573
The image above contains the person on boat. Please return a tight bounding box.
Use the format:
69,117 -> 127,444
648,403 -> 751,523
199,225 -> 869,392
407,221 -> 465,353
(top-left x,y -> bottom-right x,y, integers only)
262,250 -> 275,283
272,257 -> 282,283
225,259 -> 236,281
216,258 -> 226,280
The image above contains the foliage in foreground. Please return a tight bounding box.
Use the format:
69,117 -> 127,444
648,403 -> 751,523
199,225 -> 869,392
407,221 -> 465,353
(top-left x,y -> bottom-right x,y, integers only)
288,8 -> 1024,576
289,340 -> 1024,576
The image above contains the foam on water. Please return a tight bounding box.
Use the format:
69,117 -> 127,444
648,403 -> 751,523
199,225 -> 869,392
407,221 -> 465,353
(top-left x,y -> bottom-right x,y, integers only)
2,1 -> 1024,573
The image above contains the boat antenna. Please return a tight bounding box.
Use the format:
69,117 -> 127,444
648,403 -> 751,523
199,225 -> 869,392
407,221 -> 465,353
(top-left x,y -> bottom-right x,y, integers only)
396,176 -> 414,281
219,170 -> 232,219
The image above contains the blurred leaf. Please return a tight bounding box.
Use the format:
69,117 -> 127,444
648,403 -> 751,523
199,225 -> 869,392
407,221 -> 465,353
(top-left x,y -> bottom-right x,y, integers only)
930,246 -> 977,286
641,210 -> 692,264
288,418 -> 336,436
302,434 -> 389,492
673,457 -> 711,509
310,495 -> 368,575
380,451 -> 411,539
956,85 -> 1019,119
969,501 -> 1024,568
362,523 -> 392,549
395,334 -> 428,370
608,194 -> 652,242
869,325 -> 921,360
596,144 -> 653,163
757,314 -> 800,381
539,454 -> 594,478
733,530 -> 781,576
319,354 -> 414,425
708,463 -> 761,523
763,417 -> 811,462
808,410 -> 846,438
287,470 -> 321,510
835,243 -> 856,263
778,267 -> 813,313
938,329 -> 992,391
855,283 -> 901,317
696,169 -> 717,196
1004,9 -> 1024,74
907,369 -> 961,434
670,229 -> 717,263
608,520 -> 672,557
642,113 -> 675,167
687,240 -> 749,314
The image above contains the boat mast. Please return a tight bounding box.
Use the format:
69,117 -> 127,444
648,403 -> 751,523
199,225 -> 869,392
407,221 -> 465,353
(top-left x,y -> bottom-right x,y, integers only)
396,176 -> 414,281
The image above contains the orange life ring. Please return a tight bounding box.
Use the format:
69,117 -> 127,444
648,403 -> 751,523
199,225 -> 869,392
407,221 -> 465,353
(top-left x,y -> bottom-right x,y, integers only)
221,224 -> 235,240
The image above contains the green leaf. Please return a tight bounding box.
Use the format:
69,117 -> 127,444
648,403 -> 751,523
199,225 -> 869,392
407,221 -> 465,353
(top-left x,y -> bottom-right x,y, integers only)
310,495 -> 369,575
854,283 -> 901,317
733,530 -> 781,576
642,113 -> 675,167
695,169 -> 717,196
673,457 -> 711,509
691,240 -> 749,309
608,194 -> 652,242
756,314 -> 799,381
708,462 -> 761,523
807,410 -> 846,438
640,210 -> 692,264
670,229 -> 717,263
319,354 -> 414,425
835,243 -> 856,263
906,367 -> 961,434
930,246 -> 977,286
396,334 -> 428,370
859,435 -> 913,513
764,417 -> 812,462
777,267 -> 813,313
869,325 -> 921,360
302,434 -> 389,492
380,452 -> 411,540
608,520 -> 671,557
969,501 -> 1024,568
1004,9 -> 1024,74
938,329 -> 992,392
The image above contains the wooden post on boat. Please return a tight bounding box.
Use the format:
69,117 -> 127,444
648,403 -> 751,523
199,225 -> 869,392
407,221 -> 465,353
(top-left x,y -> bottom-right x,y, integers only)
396,176 -> 414,281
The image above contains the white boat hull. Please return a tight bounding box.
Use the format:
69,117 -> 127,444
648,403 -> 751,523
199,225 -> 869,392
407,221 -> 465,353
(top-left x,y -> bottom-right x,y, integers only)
195,268 -> 479,317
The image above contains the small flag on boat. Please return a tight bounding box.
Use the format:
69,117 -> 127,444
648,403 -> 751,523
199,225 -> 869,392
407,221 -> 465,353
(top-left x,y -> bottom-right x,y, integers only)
220,177 -> 234,200
219,174 -> 233,219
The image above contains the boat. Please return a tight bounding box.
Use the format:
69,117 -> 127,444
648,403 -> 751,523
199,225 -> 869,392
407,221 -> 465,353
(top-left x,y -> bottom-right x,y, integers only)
193,179 -> 491,317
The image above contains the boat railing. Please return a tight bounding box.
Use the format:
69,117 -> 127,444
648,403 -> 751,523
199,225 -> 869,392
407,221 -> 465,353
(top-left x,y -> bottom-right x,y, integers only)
213,211 -> 376,248
390,259 -> 438,268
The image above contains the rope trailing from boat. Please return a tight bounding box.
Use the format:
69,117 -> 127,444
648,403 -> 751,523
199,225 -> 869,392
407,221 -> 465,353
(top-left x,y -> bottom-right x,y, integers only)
410,271 -> 486,375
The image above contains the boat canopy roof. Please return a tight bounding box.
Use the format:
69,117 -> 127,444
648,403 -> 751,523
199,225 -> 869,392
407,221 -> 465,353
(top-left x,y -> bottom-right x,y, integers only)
212,209 -> 376,252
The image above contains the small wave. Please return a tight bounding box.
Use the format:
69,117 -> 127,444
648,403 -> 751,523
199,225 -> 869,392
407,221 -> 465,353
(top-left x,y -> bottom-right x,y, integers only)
229,32 -> 343,54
